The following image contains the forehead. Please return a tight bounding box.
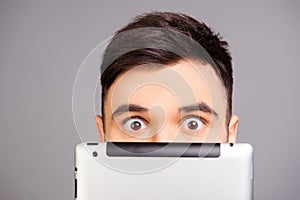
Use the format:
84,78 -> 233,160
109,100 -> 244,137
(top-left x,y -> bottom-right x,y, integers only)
106,59 -> 227,115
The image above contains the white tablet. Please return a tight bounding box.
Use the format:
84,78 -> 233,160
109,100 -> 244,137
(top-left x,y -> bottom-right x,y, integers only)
74,142 -> 253,200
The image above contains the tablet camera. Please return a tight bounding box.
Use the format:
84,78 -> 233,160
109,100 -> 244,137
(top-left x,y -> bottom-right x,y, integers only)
92,151 -> 98,157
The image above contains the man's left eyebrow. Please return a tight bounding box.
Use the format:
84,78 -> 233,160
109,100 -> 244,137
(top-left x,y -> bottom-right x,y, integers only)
179,102 -> 219,118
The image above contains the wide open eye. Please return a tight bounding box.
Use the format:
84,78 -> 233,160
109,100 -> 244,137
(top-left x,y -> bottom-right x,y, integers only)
123,118 -> 148,131
181,116 -> 204,131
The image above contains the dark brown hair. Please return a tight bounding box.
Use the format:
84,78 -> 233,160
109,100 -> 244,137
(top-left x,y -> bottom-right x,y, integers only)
100,11 -> 233,128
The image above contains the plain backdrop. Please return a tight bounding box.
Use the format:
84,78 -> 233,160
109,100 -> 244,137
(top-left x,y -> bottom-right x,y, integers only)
1,0 -> 300,199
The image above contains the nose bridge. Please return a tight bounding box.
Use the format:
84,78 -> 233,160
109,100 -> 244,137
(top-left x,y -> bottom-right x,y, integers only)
150,125 -> 177,142
148,102 -> 180,142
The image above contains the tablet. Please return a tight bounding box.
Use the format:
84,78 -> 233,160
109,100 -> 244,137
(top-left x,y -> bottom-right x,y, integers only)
74,142 -> 253,200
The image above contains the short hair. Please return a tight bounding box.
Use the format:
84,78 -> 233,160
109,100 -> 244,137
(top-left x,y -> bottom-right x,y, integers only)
100,11 -> 233,129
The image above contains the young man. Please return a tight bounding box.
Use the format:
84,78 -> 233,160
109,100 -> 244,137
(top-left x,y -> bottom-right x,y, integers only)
95,12 -> 239,143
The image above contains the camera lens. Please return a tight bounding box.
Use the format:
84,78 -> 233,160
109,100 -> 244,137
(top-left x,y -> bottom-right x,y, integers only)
92,151 -> 98,157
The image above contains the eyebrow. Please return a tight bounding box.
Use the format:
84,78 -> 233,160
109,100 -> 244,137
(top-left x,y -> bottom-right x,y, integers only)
112,104 -> 149,118
179,102 -> 219,118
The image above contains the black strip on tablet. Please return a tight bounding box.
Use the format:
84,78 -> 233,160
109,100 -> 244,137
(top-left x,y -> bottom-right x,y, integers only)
106,142 -> 220,157
87,142 -> 98,145
74,178 -> 77,198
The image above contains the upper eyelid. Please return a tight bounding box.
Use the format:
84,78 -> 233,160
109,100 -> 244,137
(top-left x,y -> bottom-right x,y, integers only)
119,115 -> 208,126
121,115 -> 150,125
181,115 -> 208,125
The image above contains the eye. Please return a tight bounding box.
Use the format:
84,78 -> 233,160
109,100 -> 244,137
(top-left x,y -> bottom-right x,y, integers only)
123,118 -> 148,131
181,116 -> 204,131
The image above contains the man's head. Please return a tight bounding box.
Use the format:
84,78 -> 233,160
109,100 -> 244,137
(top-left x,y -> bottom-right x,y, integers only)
96,12 -> 239,143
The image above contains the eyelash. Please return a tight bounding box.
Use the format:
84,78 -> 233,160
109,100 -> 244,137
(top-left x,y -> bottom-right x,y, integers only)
181,115 -> 208,126
122,116 -> 149,125
121,115 -> 208,126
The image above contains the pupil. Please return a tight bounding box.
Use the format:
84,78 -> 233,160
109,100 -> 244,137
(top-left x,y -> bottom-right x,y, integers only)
188,121 -> 198,130
131,121 -> 141,130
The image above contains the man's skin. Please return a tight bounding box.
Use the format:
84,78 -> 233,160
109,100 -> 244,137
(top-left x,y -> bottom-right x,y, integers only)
96,59 -> 239,143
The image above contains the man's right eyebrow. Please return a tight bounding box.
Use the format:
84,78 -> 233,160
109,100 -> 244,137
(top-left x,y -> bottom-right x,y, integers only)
112,104 -> 149,118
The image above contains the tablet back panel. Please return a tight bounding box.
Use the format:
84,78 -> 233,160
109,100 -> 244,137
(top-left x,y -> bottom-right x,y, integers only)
74,142 -> 253,200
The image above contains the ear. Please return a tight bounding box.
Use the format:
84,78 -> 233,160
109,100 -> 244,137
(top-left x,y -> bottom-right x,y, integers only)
228,115 -> 239,143
95,115 -> 105,142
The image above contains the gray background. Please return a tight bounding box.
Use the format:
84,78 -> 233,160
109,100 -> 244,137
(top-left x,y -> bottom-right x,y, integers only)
1,0 -> 299,199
